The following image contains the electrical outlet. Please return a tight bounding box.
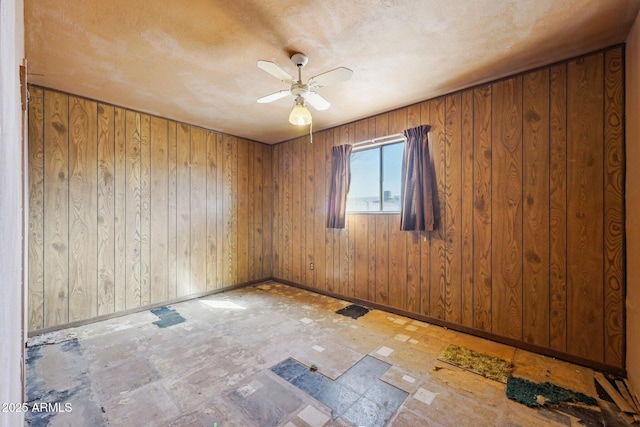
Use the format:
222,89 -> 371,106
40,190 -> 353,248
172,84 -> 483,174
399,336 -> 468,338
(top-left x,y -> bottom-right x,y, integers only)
309,263 -> 314,270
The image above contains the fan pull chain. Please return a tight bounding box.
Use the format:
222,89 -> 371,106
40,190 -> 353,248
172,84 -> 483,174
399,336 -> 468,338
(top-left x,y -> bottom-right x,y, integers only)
309,119 -> 313,144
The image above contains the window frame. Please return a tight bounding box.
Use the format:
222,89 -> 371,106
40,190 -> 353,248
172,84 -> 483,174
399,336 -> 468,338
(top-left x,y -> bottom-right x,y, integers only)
347,137 -> 405,214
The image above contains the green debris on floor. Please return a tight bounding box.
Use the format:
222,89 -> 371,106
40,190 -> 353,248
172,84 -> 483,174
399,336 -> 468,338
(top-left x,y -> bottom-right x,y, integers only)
506,376 -> 598,407
438,344 -> 512,383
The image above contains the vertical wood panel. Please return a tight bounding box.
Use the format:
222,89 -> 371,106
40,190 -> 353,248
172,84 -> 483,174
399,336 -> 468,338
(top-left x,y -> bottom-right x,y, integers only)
167,121 -> 178,298
68,96 -> 97,322
139,114 -> 151,306
522,69 -> 550,346
472,86 -> 493,331
445,93 -> 462,324
215,133 -> 225,288
566,54 -> 604,361
124,111 -> 141,309
97,103 -> 115,315
236,139 -> 249,284
460,90 -> 474,327
388,215 -> 406,310
347,214 -> 356,296
429,98 -> 447,320
247,141 -> 257,282
283,142 -> 292,282
222,135 -> 236,286
190,127 -> 207,292
262,143 -> 273,278
603,48 -> 624,367
313,133 -> 326,289
28,87 -> 45,330
272,144 -> 281,279
303,138 -> 315,286
150,117 -> 168,303
114,107 -> 127,311
176,123 -> 191,296
549,64 -> 568,351
229,136 -> 239,285
491,76 -> 523,340
375,215 -> 389,305
247,141 -> 255,281
43,90 -> 69,327
292,139 -> 303,284
368,214 -> 377,302
354,214 -> 369,300
206,131 -> 218,290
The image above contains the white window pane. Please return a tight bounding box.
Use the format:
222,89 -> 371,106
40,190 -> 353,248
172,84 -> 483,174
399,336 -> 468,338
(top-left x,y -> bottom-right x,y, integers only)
347,148 -> 380,212
382,142 -> 403,212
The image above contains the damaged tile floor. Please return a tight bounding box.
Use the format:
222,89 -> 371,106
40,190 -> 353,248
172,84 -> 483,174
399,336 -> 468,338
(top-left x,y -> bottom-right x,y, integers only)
25,281 -> 633,426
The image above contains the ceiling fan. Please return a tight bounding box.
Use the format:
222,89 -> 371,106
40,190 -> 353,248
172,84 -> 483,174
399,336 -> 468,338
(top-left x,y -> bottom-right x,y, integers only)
257,53 -> 353,125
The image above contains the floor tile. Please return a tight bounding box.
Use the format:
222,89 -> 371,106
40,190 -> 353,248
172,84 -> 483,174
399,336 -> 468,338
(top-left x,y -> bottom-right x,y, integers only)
315,381 -> 361,419
414,387 -> 438,405
376,346 -> 395,357
335,356 -> 391,394
229,373 -> 304,426
290,370 -> 333,399
341,396 -> 393,427
271,358 -> 309,382
297,405 -> 331,427
363,380 -> 408,412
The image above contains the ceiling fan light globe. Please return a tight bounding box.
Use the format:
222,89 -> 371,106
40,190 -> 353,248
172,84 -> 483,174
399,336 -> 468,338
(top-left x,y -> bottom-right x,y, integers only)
289,104 -> 312,126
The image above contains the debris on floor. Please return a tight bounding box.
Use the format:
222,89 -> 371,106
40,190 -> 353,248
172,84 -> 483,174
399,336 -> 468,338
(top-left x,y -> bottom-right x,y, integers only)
26,330 -> 77,347
506,376 -> 597,407
438,344 -> 512,383
594,372 -> 640,421
335,304 -> 370,319
150,306 -> 186,328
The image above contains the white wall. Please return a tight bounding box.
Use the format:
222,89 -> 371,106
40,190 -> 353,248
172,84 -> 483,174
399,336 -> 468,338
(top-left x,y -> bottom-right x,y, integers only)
626,8 -> 640,398
0,0 -> 25,425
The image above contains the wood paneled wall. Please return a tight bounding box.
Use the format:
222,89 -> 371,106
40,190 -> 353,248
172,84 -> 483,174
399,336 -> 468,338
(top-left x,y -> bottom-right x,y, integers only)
27,86 -> 272,331
271,46 -> 625,370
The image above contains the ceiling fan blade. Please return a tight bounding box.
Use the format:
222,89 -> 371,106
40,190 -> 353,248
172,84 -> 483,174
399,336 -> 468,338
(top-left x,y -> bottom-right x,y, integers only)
306,92 -> 331,111
257,90 -> 291,104
308,67 -> 353,88
257,60 -> 296,84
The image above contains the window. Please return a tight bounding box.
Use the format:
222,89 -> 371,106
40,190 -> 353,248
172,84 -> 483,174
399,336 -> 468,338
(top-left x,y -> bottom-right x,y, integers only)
347,141 -> 404,212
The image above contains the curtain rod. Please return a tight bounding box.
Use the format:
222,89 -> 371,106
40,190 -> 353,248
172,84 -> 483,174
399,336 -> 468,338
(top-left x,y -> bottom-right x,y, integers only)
351,132 -> 406,150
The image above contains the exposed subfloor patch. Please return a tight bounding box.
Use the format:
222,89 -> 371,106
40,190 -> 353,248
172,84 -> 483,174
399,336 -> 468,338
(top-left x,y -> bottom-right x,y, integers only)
150,306 -> 186,328
335,304 -> 370,320
25,338 -> 108,426
271,356 -> 408,426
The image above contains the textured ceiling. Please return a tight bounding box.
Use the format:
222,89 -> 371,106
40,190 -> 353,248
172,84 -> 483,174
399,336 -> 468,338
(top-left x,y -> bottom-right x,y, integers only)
25,0 -> 640,144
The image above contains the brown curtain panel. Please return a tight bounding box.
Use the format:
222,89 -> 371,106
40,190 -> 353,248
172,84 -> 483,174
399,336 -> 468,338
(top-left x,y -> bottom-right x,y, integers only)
400,125 -> 435,231
326,144 -> 353,229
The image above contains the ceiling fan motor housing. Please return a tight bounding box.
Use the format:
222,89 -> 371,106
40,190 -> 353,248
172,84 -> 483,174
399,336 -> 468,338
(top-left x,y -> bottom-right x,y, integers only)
290,53 -> 308,68
291,82 -> 310,97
